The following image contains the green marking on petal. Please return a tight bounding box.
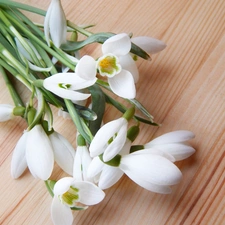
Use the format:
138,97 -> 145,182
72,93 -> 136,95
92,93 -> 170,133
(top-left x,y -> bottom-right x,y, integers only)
60,186 -> 79,206
59,83 -> 71,89
97,54 -> 121,77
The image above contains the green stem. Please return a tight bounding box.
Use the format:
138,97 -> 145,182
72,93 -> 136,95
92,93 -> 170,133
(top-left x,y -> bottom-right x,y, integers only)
0,65 -> 24,107
64,99 -> 93,143
44,180 -> 56,198
1,9 -> 43,67
0,58 -> 32,90
2,9 -> 75,70
0,0 -> 46,16
67,21 -> 93,37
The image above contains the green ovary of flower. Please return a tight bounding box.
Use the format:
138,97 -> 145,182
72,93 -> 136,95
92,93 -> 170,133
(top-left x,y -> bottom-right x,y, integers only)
60,186 -> 79,206
98,54 -> 121,77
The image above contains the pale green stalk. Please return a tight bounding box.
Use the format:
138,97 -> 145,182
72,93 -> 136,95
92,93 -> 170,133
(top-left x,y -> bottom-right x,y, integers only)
67,21 -> 93,37
0,0 -> 46,15
1,10 -> 75,70
64,99 -> 93,143
0,65 -> 24,107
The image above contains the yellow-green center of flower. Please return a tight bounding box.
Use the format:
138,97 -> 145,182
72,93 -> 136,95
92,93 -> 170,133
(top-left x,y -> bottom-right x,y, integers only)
97,54 -> 121,77
60,186 -> 79,206
59,83 -> 71,89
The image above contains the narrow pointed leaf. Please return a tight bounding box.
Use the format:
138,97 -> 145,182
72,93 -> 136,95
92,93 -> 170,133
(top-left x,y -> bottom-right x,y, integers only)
61,32 -> 150,60
88,84 -> 105,135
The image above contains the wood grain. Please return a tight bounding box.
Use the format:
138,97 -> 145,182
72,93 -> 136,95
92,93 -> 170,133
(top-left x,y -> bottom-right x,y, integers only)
0,0 -> 224,224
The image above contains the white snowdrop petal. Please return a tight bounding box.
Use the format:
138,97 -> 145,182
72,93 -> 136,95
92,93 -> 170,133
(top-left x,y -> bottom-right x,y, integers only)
89,118 -> 126,157
108,70 -> 136,99
80,147 -> 93,181
87,157 -> 104,178
11,132 -> 28,179
103,122 -> 127,161
73,146 -> 92,181
51,196 -> 74,225
75,181 -> 105,205
49,132 -> 75,175
146,130 -> 195,145
26,125 -> 54,180
47,0 -> 67,47
73,147 -> 83,181
124,172 -> 172,194
119,54 -> 139,83
132,148 -> 175,162
75,55 -> 97,80
102,33 -> 131,56
147,143 -> 196,161
43,73 -> 97,90
131,36 -> 167,54
44,0 -> 52,46
47,86 -> 91,101
120,154 -> 182,186
98,166 -> 124,189
54,177 -> 74,195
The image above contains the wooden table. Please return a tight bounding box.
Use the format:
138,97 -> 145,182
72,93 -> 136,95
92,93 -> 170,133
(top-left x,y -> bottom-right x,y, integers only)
0,0 -> 224,224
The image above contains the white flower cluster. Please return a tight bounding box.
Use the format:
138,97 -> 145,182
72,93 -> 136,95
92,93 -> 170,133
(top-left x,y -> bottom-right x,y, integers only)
0,1 -> 196,225
1,103 -> 195,225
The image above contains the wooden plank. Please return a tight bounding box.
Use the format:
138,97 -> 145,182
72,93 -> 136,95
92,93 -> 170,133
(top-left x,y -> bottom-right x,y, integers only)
0,0 -> 224,224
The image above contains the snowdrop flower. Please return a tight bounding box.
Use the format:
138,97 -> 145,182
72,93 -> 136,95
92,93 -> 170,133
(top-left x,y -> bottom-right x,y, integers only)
88,138 -> 131,189
119,150 -> 182,194
89,117 -> 128,162
0,104 -> 14,122
49,131 -> 76,175
73,134 -> 92,181
44,0 -> 67,48
131,36 -> 167,54
51,177 -> 105,225
11,125 -> 54,180
11,131 -> 28,179
43,73 -> 97,101
76,33 -> 137,98
89,107 -> 135,162
144,130 -> 195,161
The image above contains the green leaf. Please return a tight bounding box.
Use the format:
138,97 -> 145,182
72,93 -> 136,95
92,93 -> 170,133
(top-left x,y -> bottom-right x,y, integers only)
0,0 -> 46,16
104,94 -> 159,126
128,98 -> 154,122
61,32 -> 115,52
61,32 -> 151,60
88,84 -> 106,135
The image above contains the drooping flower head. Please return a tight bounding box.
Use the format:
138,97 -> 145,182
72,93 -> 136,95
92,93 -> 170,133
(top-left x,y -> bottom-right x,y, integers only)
144,130 -> 195,161
11,125 -> 75,179
44,0 -> 67,48
119,150 -> 182,194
